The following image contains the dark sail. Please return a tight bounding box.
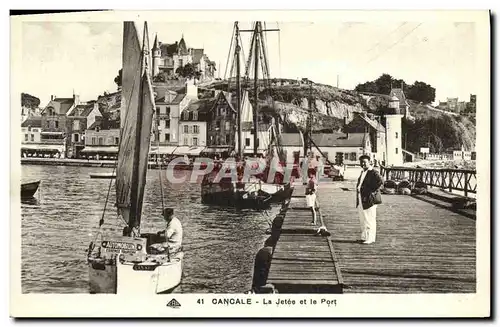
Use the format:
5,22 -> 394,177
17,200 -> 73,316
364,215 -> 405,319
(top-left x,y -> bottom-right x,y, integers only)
115,22 -> 155,232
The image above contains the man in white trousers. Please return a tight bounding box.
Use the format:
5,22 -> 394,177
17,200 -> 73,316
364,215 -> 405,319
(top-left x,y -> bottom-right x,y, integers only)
356,155 -> 383,244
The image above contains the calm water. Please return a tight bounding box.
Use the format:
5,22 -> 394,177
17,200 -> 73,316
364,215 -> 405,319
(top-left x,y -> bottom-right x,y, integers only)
21,165 -> 276,294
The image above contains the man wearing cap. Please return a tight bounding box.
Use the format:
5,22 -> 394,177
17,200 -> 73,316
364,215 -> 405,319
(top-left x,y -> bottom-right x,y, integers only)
356,154 -> 383,244
150,208 -> 183,255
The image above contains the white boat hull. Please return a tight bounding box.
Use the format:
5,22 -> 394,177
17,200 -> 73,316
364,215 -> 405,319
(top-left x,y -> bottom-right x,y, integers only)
89,253 -> 183,294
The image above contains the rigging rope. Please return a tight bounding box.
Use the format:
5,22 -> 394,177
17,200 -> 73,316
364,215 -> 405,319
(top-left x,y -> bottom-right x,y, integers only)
156,130 -> 165,212
223,23 -> 236,80
277,22 -> 281,79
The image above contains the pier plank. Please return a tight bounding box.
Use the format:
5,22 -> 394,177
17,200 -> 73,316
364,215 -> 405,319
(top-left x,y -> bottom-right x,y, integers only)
317,183 -> 476,293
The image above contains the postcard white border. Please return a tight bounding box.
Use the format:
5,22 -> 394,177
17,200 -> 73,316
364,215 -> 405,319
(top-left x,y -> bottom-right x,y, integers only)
9,9 -> 491,318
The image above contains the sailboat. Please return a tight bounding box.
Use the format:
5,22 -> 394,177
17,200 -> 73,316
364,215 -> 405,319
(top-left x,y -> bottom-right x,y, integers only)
200,21 -> 293,209
87,21 -> 183,294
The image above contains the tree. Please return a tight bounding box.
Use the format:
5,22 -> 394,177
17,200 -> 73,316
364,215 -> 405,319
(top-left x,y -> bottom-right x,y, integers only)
355,74 -> 436,104
406,81 -> 435,104
175,63 -> 202,79
21,93 -> 40,109
153,73 -> 166,83
114,69 -> 122,88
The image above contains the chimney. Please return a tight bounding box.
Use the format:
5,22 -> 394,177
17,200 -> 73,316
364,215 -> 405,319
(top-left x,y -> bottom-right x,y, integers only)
73,94 -> 80,105
51,95 -> 54,101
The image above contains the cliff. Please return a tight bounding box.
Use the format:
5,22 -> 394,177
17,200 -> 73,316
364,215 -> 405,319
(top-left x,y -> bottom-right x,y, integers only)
200,78 -> 476,152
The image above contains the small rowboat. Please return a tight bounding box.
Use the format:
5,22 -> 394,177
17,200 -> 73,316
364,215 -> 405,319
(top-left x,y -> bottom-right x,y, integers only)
21,180 -> 40,198
89,172 -> 116,179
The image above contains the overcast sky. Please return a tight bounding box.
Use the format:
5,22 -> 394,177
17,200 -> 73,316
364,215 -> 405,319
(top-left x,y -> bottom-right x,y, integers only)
20,19 -> 478,107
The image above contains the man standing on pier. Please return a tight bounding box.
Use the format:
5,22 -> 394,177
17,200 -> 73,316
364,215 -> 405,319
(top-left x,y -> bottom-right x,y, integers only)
356,155 -> 383,244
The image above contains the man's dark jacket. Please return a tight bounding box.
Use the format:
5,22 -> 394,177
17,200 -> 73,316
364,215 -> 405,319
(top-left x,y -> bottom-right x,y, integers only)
356,169 -> 384,210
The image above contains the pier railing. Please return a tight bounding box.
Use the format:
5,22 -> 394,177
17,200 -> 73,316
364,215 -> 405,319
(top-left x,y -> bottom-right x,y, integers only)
379,166 -> 477,197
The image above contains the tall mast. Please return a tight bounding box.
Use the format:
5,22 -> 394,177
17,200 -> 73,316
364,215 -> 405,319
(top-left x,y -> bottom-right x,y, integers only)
235,22 -> 242,159
239,22 -> 279,157
253,22 -> 260,157
306,80 -> 313,155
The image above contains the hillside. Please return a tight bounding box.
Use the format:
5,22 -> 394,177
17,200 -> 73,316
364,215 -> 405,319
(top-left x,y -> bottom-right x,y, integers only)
200,79 -> 476,152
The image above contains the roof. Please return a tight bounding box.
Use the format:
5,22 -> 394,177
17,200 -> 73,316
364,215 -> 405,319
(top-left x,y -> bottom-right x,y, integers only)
178,37 -> 188,55
312,132 -> 366,147
88,117 -> 120,130
389,88 -> 409,107
152,34 -> 159,50
43,97 -> 75,115
279,133 -> 303,146
67,103 -> 95,117
184,98 -> 216,114
171,94 -> 186,105
359,114 -> 385,132
160,42 -> 179,57
192,49 -> 204,64
21,116 -> 42,128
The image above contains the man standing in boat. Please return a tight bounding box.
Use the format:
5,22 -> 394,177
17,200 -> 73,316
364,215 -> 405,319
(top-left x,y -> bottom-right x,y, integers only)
150,208 -> 183,255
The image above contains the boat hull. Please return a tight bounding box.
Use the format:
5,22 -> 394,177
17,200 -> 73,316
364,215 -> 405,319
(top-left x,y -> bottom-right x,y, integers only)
21,180 -> 40,198
88,253 -> 183,294
201,182 -> 276,209
89,173 -> 116,179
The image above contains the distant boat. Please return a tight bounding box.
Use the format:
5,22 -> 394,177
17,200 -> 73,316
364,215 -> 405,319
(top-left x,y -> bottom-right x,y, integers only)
21,180 -> 40,198
89,172 -> 116,179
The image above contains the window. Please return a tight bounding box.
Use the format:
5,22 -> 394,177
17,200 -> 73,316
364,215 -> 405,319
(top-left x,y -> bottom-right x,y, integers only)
74,133 -> 79,142
350,152 -> 357,161
115,137 -> 119,145
92,137 -> 97,145
225,121 -> 230,130
245,138 -> 251,146
395,132 -> 399,138
184,137 -> 189,146
344,153 -> 349,160
156,107 -> 160,115
30,134 -> 34,142
193,125 -> 199,134
55,121 -> 59,129
165,120 -> 170,128
73,120 -> 80,131
183,125 -> 189,134
98,137 -> 104,145
165,133 -> 170,142
225,134 -> 230,144
24,134 -> 28,141
193,111 -> 198,120
166,107 -> 171,116
96,126 -> 100,132
183,111 -> 189,120
192,137 -> 198,146
395,148 -> 399,154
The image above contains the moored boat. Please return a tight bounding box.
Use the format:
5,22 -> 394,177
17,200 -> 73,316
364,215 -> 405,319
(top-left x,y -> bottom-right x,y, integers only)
21,180 -> 40,198
89,172 -> 116,179
87,21 -> 183,294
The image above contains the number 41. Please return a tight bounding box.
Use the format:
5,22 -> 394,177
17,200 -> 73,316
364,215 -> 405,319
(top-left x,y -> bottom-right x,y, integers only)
197,299 -> 204,305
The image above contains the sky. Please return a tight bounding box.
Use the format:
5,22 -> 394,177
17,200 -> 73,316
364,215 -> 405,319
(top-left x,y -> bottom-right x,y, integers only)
19,19 -> 478,107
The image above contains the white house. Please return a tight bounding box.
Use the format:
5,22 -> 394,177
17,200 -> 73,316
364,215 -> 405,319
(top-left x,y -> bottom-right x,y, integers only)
311,132 -> 371,165
176,98 -> 210,156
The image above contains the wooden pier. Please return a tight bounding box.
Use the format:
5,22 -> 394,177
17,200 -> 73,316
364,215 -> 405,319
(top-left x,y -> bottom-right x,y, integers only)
263,180 -> 476,294
266,185 -> 344,293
